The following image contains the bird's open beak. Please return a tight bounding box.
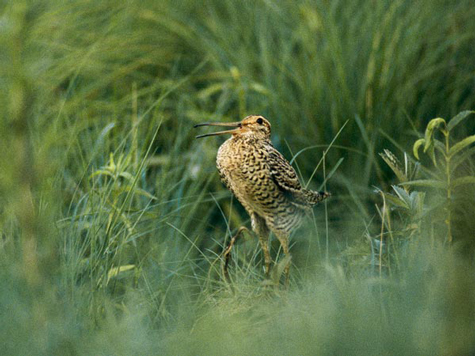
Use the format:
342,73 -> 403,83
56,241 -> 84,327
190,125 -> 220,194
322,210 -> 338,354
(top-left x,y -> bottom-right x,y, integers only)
194,121 -> 242,139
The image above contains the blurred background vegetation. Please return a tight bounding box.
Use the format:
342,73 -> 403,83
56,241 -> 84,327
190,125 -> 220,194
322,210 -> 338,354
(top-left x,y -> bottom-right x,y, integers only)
1,0 -> 475,354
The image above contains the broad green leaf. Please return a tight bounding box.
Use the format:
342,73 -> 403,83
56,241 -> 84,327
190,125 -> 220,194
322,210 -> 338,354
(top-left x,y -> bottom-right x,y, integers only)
380,150 -> 406,182
392,185 -> 410,205
384,192 -> 409,209
452,176 -> 475,188
413,139 -> 425,160
426,143 -> 437,166
448,135 -> 475,158
401,179 -> 446,189
424,118 -> 446,150
447,110 -> 475,131
451,146 -> 475,172
427,145 -> 437,167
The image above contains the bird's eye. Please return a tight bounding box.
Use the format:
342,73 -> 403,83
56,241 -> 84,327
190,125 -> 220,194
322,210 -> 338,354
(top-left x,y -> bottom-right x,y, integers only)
256,118 -> 264,125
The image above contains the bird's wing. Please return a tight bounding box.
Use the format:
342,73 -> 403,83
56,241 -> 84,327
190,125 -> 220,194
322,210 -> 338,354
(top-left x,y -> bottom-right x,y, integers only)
268,148 -> 301,190
267,147 -> 310,208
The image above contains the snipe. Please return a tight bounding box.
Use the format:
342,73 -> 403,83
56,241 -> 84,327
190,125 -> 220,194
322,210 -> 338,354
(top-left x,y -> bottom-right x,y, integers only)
195,115 -> 330,282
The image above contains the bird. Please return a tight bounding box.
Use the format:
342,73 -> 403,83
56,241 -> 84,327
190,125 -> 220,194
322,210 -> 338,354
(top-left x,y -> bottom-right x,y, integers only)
195,115 -> 330,282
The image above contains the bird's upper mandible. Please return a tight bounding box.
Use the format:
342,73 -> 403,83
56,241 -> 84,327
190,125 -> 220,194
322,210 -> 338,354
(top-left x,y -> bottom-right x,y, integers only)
194,115 -> 271,140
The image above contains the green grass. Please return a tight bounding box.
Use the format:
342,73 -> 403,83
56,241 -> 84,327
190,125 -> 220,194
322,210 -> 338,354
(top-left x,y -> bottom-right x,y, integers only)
1,0 -> 475,355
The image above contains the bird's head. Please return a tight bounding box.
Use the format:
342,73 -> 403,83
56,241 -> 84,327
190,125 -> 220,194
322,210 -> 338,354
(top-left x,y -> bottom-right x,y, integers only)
194,115 -> 271,140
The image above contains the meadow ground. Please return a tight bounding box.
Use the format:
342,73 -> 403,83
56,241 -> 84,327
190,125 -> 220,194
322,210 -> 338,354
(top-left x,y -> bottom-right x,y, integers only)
1,1 -> 475,355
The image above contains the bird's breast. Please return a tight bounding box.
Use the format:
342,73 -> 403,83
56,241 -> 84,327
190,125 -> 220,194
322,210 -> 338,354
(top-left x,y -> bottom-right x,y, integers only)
217,139 -> 279,204
216,138 -> 266,178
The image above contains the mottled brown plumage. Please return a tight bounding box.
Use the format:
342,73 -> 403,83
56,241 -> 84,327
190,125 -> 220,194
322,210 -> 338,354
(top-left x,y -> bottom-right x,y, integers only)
195,115 -> 330,279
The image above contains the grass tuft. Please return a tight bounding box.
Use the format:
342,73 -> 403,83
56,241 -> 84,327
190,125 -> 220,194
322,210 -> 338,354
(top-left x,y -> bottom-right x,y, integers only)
1,0 -> 475,354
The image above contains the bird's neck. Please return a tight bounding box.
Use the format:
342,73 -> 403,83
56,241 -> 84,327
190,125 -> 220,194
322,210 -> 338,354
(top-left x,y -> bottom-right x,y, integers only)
230,136 -> 271,146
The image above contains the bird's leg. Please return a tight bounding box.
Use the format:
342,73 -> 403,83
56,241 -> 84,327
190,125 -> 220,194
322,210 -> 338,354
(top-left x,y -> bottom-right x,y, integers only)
275,232 -> 291,287
258,234 -> 272,276
251,213 -> 272,276
223,226 -> 249,279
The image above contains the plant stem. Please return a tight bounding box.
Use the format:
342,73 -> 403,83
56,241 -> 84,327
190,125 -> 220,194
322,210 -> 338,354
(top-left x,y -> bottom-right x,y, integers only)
445,131 -> 452,243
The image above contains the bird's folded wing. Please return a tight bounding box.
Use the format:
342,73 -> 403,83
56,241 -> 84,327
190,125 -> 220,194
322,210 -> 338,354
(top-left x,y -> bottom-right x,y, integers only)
268,149 -> 310,208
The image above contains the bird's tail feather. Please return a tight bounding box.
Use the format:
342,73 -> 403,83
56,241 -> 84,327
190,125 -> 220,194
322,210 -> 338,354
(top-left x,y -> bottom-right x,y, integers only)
304,189 -> 331,205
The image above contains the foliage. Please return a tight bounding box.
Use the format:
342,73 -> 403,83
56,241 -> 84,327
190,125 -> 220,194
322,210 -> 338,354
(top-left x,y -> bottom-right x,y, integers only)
1,0 -> 475,355
373,111 -> 475,275
409,111 -> 475,242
